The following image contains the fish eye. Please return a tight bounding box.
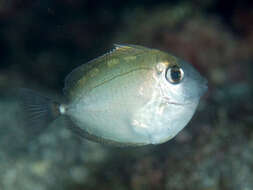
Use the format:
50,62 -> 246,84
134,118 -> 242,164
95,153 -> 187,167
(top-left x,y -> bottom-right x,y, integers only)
166,65 -> 184,84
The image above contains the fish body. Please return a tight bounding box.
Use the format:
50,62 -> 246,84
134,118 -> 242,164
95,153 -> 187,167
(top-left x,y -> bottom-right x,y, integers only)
20,44 -> 207,146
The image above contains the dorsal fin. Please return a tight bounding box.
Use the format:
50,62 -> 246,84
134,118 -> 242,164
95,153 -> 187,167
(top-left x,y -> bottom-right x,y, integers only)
63,44 -> 151,98
113,44 -> 151,51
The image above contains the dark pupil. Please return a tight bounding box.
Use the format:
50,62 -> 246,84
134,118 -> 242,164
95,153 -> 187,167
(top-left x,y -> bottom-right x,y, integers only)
171,68 -> 181,81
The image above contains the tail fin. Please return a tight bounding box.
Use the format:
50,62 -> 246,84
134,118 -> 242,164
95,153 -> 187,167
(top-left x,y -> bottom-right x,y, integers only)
18,88 -> 61,135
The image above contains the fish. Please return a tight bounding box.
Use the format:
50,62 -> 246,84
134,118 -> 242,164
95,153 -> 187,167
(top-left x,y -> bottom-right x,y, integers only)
19,44 -> 207,146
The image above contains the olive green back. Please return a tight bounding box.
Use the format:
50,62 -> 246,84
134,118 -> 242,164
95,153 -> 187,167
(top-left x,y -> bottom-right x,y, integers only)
63,44 -> 156,100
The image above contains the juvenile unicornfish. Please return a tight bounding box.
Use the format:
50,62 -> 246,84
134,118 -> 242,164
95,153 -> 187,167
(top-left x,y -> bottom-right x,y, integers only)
20,44 -> 207,146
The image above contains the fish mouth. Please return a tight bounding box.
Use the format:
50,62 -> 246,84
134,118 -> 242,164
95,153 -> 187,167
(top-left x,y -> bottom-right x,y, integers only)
161,97 -> 184,106
162,97 -> 193,106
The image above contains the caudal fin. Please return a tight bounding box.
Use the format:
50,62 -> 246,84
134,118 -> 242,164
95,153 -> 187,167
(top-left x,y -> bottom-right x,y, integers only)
18,88 -> 61,135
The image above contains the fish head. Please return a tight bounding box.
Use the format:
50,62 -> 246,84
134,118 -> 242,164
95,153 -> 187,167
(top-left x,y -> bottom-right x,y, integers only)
132,54 -> 208,144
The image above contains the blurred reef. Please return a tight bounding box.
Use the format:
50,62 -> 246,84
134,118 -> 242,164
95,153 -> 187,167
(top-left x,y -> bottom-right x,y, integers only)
0,0 -> 253,190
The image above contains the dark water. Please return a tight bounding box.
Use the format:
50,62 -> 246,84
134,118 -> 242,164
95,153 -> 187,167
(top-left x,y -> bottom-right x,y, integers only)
0,1 -> 252,190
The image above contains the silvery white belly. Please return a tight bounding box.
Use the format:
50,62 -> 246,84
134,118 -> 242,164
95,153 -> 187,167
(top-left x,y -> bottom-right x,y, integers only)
66,72 -> 153,144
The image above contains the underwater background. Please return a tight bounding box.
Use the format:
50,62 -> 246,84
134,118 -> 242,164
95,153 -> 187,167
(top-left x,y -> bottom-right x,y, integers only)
0,0 -> 253,190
